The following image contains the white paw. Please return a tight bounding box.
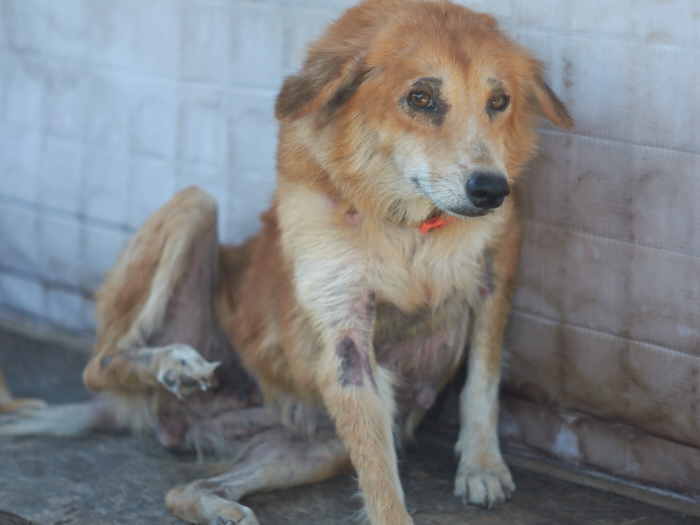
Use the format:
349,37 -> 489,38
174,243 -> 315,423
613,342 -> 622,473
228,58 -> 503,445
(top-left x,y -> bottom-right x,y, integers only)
213,504 -> 260,525
155,344 -> 220,400
454,457 -> 515,509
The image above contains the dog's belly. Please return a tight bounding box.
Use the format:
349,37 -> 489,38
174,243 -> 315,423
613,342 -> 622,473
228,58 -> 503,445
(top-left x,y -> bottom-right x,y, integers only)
373,297 -> 470,413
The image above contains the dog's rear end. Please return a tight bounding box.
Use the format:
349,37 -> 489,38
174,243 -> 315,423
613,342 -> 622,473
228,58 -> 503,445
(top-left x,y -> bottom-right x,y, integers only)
0,1 -> 572,524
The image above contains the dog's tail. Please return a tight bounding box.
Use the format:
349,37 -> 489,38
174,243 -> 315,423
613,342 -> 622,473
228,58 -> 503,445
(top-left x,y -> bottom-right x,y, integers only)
0,366 -> 125,437
0,399 -> 118,437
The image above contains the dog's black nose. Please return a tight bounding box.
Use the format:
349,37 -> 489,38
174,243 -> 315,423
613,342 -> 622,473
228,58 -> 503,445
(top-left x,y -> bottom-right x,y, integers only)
466,172 -> 511,209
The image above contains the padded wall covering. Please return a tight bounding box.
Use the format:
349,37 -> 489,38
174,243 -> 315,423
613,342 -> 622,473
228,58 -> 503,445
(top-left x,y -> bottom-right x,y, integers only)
470,0 -> 700,503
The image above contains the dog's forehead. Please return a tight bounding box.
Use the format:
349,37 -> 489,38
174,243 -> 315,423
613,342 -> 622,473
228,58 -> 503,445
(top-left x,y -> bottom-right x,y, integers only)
370,43 -> 508,98
368,7 -> 513,87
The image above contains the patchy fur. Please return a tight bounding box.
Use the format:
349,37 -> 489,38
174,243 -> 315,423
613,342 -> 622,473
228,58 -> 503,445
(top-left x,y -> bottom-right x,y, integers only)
0,1 -> 572,524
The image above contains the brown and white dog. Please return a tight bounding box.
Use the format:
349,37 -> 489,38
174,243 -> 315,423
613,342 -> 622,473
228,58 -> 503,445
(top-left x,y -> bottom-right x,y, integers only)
0,1 -> 572,523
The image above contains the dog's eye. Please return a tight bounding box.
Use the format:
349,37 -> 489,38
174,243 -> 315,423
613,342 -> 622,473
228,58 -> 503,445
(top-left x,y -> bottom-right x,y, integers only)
409,91 -> 433,109
489,94 -> 509,111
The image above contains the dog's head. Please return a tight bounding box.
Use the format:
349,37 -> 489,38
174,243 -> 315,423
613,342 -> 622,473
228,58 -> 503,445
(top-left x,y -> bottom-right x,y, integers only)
276,0 -> 573,223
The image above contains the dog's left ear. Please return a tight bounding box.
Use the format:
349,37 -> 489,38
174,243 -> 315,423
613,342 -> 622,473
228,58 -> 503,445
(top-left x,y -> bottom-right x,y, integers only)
532,78 -> 574,128
524,58 -> 573,129
275,52 -> 370,121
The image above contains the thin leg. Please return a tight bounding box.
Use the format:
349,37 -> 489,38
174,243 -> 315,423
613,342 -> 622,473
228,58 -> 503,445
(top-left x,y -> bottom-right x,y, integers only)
166,429 -> 350,525
83,187 -> 226,394
0,187 -> 259,439
454,225 -> 521,508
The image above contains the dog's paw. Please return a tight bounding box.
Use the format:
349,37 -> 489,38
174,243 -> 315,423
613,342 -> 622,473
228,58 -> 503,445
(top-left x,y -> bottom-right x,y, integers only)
212,504 -> 259,525
155,344 -> 220,401
454,458 -> 515,509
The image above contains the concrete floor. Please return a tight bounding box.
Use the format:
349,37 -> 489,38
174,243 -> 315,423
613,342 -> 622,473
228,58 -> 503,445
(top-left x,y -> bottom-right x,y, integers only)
0,328 -> 697,525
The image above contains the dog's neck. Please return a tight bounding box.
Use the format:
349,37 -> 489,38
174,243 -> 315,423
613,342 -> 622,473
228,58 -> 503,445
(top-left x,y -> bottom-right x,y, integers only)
324,191 -> 453,233
277,139 -> 453,232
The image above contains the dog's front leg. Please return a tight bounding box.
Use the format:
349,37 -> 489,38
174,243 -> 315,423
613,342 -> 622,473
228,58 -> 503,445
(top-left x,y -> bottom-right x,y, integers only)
454,231 -> 521,509
296,268 -> 411,524
318,300 -> 411,525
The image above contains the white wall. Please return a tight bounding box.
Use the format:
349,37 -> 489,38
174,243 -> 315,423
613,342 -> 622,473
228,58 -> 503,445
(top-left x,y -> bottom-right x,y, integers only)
0,0 -> 347,332
0,0 -> 698,335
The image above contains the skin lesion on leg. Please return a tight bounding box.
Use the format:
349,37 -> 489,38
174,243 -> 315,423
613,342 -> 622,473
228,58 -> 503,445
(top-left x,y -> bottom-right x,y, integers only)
336,335 -> 377,391
317,340 -> 412,524
330,291 -> 379,390
292,285 -> 412,524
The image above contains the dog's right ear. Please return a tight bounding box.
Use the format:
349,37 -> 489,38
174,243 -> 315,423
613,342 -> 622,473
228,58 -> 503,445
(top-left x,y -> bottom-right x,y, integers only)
275,52 -> 370,121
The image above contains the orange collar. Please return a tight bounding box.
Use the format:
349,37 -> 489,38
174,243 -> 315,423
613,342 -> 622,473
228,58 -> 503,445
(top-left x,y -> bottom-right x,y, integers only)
418,214 -> 453,233
326,192 -> 452,233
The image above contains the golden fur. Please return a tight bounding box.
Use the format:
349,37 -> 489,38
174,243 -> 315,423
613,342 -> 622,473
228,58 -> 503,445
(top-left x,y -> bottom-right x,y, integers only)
0,1 -> 572,524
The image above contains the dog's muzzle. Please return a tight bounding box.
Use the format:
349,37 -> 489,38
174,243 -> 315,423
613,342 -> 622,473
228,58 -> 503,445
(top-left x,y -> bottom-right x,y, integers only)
466,172 -> 511,210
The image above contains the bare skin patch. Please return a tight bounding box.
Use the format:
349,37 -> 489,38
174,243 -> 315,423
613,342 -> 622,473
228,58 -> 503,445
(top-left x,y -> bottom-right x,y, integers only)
414,384 -> 437,410
336,336 -> 376,389
337,337 -> 364,387
372,296 -> 471,428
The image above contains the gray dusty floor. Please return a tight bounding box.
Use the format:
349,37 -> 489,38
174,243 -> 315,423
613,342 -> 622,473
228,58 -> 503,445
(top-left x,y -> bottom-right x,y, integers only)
0,328 -> 697,525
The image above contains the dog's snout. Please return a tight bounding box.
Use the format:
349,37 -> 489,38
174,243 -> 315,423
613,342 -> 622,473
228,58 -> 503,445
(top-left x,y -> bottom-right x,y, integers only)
466,172 -> 511,209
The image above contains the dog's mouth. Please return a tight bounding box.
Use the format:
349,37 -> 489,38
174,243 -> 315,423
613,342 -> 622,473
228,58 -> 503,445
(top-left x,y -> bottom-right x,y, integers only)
445,206 -> 491,218
410,172 -> 509,219
433,199 -> 502,219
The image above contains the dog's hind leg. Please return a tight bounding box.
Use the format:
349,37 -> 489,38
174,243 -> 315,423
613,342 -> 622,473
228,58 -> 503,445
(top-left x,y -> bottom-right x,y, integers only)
165,428 -> 350,525
0,187 -> 259,437
82,186 -> 264,434
82,187 -> 226,397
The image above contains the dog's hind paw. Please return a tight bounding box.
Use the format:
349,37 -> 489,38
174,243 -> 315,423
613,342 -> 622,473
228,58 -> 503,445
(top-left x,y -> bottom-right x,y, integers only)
454,458 -> 515,509
155,344 -> 220,401
212,505 -> 259,525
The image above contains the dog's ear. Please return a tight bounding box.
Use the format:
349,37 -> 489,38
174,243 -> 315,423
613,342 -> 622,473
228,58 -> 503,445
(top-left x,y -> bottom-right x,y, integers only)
532,78 -> 574,128
523,57 -> 573,129
275,52 -> 370,121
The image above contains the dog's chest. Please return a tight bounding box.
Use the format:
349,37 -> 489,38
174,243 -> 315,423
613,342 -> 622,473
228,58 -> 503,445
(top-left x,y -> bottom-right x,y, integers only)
373,296 -> 471,411
363,216 -> 495,312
